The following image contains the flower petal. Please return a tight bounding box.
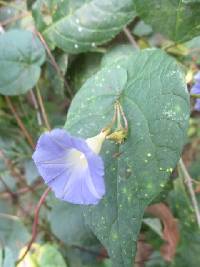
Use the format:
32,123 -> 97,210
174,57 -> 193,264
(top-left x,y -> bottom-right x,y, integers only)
32,131 -> 67,163
86,154 -> 105,197
194,99 -> 200,111
191,83 -> 200,94
32,129 -> 105,205
48,165 -> 105,205
194,71 -> 200,83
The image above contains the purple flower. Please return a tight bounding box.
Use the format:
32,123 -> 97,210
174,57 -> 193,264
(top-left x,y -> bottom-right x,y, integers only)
194,72 -> 200,83
194,99 -> 200,111
32,129 -> 106,205
191,71 -> 200,111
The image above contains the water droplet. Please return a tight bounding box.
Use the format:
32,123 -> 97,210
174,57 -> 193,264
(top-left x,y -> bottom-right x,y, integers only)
74,44 -> 79,49
147,153 -> 151,157
122,188 -> 127,194
147,183 -> 153,189
75,18 -> 80,24
78,26 -> 82,32
91,42 -> 96,47
112,233 -> 118,240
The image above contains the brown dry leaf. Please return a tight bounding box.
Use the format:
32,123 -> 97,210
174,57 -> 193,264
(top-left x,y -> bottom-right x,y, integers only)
135,234 -> 153,267
146,203 -> 180,262
195,184 -> 200,194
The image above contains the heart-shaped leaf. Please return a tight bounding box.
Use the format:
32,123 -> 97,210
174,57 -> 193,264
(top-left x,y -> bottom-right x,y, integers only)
37,244 -> 68,267
32,0 -> 136,53
49,201 -> 97,246
0,30 -> 45,95
133,0 -> 200,43
64,48 -> 189,267
182,0 -> 200,3
0,200 -> 30,260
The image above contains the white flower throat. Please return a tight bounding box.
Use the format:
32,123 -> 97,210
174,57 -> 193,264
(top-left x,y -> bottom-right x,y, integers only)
68,132 -> 106,168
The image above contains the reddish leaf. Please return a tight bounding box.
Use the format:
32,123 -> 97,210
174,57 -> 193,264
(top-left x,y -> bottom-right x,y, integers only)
135,234 -> 153,267
146,203 -> 180,261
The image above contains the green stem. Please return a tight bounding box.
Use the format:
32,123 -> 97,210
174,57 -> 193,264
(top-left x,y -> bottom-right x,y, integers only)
178,158 -> 200,228
0,0 -> 25,11
123,26 -> 139,50
35,85 -> 51,131
191,94 -> 200,99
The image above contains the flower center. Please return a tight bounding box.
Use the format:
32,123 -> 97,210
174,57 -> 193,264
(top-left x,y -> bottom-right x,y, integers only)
67,149 -> 88,169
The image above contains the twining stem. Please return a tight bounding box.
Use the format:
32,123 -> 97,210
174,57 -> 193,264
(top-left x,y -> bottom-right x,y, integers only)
109,102 -> 118,128
0,175 -> 17,200
0,150 -> 42,201
123,26 -> 139,50
117,101 -> 128,131
35,85 -> 51,131
16,187 -> 51,265
35,31 -> 73,98
29,90 -> 43,126
5,96 -> 35,149
0,0 -> 24,11
178,158 -> 200,228
106,101 -> 129,144
1,12 -> 30,26
5,93 -> 51,263
0,182 -> 42,199
191,94 -> 200,99
116,102 -> 123,129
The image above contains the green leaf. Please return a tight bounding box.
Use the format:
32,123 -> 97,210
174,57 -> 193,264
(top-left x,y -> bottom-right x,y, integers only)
49,201 -> 97,246
132,21 -> 153,37
37,244 -> 68,267
0,29 -> 45,95
24,160 -> 39,185
0,172 -> 17,192
182,0 -> 200,3
185,35 -> 200,52
69,52 -> 102,92
0,2 -> 34,31
2,247 -> 15,267
45,53 -> 68,96
64,48 -> 189,267
101,44 -> 136,68
32,0 -> 136,53
187,36 -> 200,47
133,0 -> 200,43
168,178 -> 200,267
145,252 -> 167,267
143,218 -> 162,238
0,201 -> 30,260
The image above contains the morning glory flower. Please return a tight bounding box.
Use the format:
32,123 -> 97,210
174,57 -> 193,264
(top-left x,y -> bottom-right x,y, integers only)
191,71 -> 200,111
194,98 -> 200,111
32,129 -> 107,205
